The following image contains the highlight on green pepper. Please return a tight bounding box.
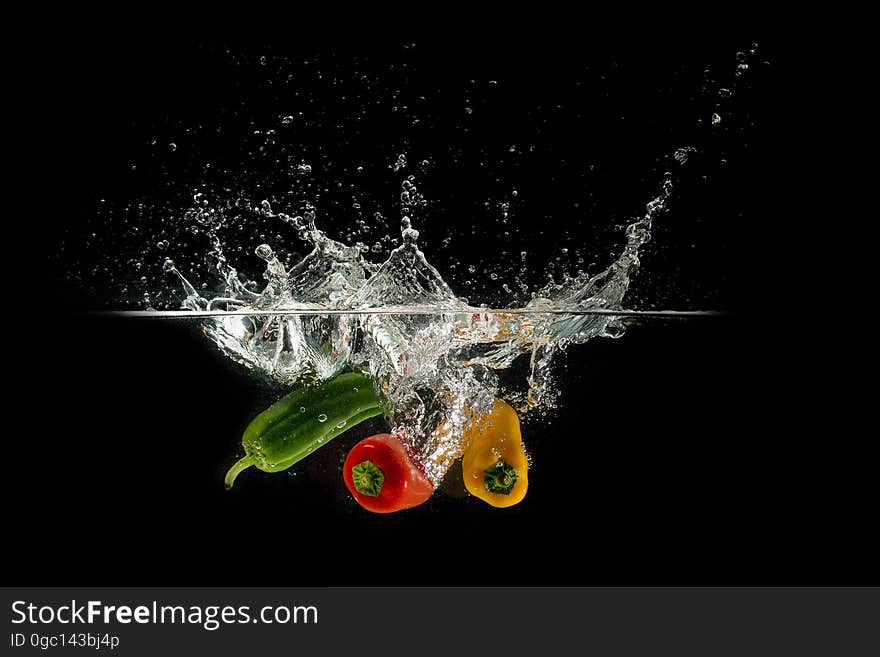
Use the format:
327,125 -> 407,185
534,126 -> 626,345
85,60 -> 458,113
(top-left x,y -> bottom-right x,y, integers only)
224,371 -> 382,489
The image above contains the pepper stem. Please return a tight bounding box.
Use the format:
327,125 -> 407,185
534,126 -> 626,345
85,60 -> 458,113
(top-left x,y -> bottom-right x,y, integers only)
484,460 -> 519,495
352,460 -> 385,497
224,455 -> 255,490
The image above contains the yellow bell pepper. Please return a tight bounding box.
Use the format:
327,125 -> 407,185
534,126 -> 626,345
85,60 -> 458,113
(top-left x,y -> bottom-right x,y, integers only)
461,400 -> 528,507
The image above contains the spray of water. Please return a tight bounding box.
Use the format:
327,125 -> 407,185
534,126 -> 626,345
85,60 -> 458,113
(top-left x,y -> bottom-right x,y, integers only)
161,171 -> 672,483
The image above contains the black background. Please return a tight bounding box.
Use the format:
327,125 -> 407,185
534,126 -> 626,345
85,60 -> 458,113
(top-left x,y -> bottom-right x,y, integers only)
8,26 -> 872,586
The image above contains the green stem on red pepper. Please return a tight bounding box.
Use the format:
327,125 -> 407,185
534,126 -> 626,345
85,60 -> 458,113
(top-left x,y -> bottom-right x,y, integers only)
351,460 -> 385,496
343,434 -> 434,513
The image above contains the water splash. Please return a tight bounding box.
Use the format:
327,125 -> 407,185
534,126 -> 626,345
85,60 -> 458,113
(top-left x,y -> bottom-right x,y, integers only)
163,173 -> 673,484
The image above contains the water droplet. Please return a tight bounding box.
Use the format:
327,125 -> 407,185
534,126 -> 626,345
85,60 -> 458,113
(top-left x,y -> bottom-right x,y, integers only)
335,421 -> 347,429
402,227 -> 419,245
674,147 -> 695,164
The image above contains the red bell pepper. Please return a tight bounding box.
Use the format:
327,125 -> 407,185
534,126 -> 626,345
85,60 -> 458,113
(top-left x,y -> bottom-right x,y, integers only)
343,433 -> 434,513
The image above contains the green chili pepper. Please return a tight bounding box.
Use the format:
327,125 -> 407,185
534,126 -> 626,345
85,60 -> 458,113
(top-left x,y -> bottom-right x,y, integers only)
224,371 -> 382,489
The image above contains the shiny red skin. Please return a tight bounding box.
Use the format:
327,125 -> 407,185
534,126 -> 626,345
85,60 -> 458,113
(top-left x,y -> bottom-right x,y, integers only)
343,434 -> 434,513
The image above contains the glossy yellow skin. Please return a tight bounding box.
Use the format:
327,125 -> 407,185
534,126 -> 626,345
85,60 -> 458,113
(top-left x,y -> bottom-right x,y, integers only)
461,400 -> 528,508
